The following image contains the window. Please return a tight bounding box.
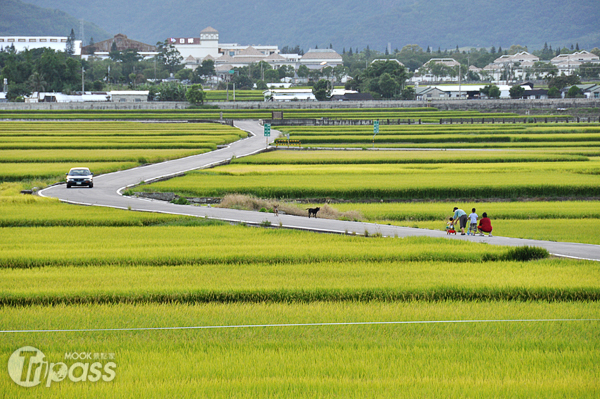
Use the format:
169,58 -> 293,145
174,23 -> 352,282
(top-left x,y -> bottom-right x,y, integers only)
18,39 -> 26,42
50,39 -> 57,42
229,51 -> 235,56
40,39 -> 47,42
180,38 -> 184,43
188,38 -> 193,43
61,39 -> 67,43
595,92 -> 599,99
8,39 -> 14,42
29,39 -> 36,42
0,39 -> 4,42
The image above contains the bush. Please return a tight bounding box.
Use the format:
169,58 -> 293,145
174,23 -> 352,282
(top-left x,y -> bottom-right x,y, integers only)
503,246 -> 549,261
170,197 -> 190,205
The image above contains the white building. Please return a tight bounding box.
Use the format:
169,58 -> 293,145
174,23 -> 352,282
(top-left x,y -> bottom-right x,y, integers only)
0,36 -> 82,55
551,50 -> 600,64
171,27 -> 220,61
299,49 -> 343,70
493,51 -> 539,66
263,88 -> 316,102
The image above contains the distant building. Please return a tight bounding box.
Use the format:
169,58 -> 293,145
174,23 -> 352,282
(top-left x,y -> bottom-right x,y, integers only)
423,58 -> 460,68
300,49 -> 343,70
493,51 -> 539,65
263,88 -> 316,102
551,50 -> 600,64
171,27 -> 220,62
80,34 -> 157,60
0,36 -> 82,55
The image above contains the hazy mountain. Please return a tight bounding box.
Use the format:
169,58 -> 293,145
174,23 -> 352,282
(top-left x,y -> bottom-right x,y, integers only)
1,0 -> 110,43
19,0 -> 600,52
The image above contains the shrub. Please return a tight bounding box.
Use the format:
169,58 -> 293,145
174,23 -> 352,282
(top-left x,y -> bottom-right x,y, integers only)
170,197 -> 190,205
503,246 -> 549,261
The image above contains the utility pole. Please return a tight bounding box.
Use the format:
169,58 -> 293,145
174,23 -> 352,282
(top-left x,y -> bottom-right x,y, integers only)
458,64 -> 461,99
81,67 -> 85,93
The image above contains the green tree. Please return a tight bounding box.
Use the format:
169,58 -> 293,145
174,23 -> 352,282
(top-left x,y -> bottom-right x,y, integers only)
400,86 -> 416,100
27,72 -> 46,96
509,85 -> 525,99
196,59 -> 215,77
88,37 -> 96,55
547,87 -> 561,98
230,74 -> 253,90
579,63 -> 600,79
546,74 -> 580,90
65,28 -> 75,56
109,41 -> 120,61
264,69 -> 280,83
360,60 -> 407,98
156,40 -> 183,74
185,84 -> 206,105
278,65 -> 295,80
567,85 -> 583,98
378,73 -> 398,98
481,84 -> 500,99
312,79 -> 331,101
297,65 -> 310,78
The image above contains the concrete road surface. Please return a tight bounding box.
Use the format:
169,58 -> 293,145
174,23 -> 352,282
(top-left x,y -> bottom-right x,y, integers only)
39,120 -> 600,261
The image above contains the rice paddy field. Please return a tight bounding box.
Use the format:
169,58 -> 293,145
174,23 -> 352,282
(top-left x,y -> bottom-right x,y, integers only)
1,114 -> 599,397
0,121 -> 246,184
277,123 -> 600,148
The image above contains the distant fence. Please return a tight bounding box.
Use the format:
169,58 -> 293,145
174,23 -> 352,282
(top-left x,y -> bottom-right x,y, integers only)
440,116 -> 600,124
268,118 -> 420,126
268,116 -> 600,127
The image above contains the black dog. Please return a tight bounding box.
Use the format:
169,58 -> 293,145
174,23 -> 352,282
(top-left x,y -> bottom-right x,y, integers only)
307,207 -> 320,218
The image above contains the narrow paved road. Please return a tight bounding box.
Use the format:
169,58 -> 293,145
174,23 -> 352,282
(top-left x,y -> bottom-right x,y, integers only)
39,121 -> 600,261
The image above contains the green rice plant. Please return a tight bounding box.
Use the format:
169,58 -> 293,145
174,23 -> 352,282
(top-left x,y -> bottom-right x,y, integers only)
0,302 -> 598,397
231,149 -> 589,165
0,226 -> 517,269
141,160 -> 600,200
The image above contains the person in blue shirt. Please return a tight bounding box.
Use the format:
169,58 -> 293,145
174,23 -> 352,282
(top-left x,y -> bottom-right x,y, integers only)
453,207 -> 468,235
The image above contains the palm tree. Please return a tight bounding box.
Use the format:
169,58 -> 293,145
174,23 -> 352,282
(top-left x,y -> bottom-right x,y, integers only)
27,72 -> 47,101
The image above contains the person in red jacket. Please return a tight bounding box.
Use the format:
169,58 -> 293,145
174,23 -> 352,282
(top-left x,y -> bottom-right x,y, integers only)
478,212 -> 493,237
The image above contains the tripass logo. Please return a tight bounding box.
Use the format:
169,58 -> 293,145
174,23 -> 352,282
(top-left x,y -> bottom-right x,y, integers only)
7,346 -> 116,388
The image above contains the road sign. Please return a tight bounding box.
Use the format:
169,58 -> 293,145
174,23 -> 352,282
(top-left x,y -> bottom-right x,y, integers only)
373,120 -> 380,134
264,123 -> 271,137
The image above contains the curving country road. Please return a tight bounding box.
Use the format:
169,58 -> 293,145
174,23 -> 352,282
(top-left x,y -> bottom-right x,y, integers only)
39,120 -> 600,261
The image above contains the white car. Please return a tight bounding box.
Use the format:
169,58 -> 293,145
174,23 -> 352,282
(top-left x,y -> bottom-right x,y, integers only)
66,167 -> 94,188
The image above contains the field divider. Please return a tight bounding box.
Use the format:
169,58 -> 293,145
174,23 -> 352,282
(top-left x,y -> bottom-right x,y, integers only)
2,318 -> 598,334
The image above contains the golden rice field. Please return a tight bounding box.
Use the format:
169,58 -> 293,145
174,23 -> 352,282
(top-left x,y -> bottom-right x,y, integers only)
278,123 -> 600,148
0,121 -> 246,184
0,115 -> 599,397
141,158 -> 600,200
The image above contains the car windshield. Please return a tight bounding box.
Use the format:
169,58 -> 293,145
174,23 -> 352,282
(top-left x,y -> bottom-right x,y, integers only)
69,169 -> 90,176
